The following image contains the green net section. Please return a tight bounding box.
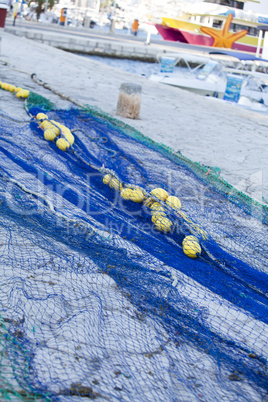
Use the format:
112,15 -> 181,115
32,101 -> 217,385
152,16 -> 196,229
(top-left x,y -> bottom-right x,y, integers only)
26,92 -> 56,113
0,317 -> 50,401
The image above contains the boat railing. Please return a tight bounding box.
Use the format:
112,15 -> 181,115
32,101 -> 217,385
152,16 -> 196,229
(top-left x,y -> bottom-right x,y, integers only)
156,52 -> 211,73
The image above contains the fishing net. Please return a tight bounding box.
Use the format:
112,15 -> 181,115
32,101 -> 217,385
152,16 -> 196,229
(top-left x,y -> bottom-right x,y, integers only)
0,83 -> 267,401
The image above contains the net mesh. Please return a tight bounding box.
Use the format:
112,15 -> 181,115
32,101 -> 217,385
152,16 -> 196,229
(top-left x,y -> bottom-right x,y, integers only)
0,88 -> 267,401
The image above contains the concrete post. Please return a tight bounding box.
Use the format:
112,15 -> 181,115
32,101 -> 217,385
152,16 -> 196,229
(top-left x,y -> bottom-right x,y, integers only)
256,29 -> 263,58
116,83 -> 142,119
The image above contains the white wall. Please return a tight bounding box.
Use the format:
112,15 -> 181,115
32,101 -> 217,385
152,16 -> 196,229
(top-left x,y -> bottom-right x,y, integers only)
262,30 -> 268,59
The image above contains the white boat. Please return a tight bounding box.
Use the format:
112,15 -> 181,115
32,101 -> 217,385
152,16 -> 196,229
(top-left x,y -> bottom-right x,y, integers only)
149,50 -> 268,108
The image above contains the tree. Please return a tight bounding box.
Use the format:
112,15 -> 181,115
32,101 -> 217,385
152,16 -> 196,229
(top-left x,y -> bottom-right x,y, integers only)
27,0 -> 55,20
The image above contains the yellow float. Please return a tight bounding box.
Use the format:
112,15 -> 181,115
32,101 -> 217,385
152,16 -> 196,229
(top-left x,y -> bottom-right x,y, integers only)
182,235 -> 201,258
44,128 -> 57,141
103,174 -> 112,185
151,188 -> 169,201
130,188 -> 145,203
109,178 -> 122,191
150,202 -> 165,212
154,217 -> 173,232
151,212 -> 166,224
121,188 -> 133,200
56,138 -> 70,151
166,195 -> 181,210
36,113 -> 48,120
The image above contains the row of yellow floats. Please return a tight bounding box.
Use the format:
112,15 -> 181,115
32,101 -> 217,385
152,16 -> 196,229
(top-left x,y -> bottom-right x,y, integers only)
37,113 -> 204,259
36,112 -> 75,151
0,84 -> 74,150
0,81 -> 30,99
103,174 -> 203,259
1,81 -> 204,259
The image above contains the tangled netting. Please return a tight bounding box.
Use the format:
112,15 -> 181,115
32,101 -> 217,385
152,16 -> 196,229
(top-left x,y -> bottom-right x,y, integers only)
0,90 -> 267,402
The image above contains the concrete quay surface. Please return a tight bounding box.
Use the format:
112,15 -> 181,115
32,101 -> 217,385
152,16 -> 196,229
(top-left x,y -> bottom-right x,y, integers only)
3,19 -> 216,64
5,27 -> 159,61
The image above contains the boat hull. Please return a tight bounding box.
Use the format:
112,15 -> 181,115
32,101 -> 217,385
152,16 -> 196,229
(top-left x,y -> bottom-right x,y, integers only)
155,24 -> 189,43
150,64 -> 268,106
155,21 -> 262,54
150,72 -> 268,107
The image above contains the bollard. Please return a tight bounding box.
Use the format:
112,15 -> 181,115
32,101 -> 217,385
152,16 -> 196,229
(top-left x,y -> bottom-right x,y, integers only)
116,82 -> 142,119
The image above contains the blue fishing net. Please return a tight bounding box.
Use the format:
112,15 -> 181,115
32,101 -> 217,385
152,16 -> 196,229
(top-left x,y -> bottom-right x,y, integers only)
0,96 -> 267,401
